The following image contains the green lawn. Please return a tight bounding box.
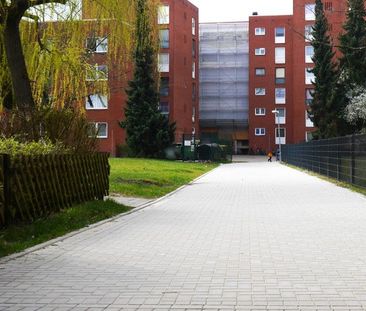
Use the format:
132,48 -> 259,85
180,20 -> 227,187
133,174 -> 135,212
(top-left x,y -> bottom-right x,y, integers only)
0,200 -> 131,258
109,158 -> 218,198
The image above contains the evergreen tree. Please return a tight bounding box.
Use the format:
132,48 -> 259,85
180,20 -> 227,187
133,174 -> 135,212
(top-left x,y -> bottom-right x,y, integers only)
339,0 -> 366,86
310,0 -> 339,138
120,0 -> 175,158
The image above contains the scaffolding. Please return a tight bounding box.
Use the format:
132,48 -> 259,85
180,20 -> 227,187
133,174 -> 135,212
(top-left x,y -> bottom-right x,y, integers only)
199,22 -> 249,133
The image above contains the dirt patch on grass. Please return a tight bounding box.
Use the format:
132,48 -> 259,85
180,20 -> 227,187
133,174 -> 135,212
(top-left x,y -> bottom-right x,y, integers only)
115,178 -> 171,187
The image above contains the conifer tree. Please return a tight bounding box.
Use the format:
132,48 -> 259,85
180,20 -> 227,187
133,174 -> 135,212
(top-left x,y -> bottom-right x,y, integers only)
339,0 -> 366,86
120,0 -> 175,158
310,0 -> 339,138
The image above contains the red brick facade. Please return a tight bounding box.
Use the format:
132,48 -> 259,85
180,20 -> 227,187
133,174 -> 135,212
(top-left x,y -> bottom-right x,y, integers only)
83,0 -> 199,156
249,0 -> 348,154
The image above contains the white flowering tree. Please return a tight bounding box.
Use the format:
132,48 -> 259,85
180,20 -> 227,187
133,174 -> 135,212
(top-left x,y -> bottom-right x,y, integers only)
345,86 -> 366,131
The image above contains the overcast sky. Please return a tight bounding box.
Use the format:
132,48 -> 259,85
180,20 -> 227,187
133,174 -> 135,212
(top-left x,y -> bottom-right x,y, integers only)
188,0 -> 293,23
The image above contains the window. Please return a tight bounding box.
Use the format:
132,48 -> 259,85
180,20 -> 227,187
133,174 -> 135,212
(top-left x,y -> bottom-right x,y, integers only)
325,2 -> 333,11
85,94 -> 108,110
192,39 -> 196,58
305,88 -> 313,105
158,53 -> 169,72
159,102 -> 169,115
158,5 -> 169,24
255,27 -> 266,36
192,17 -> 196,35
159,29 -> 169,48
255,68 -> 266,76
255,88 -> 266,96
160,77 -> 169,97
305,4 -> 315,20
255,108 -> 266,116
89,122 -> 108,138
306,131 -> 314,142
305,46 -> 314,63
275,47 -> 285,64
275,88 -> 286,104
305,68 -> 315,84
192,83 -> 196,101
192,62 -> 196,79
306,111 -> 314,127
275,68 -> 285,84
255,128 -> 266,136
275,27 -> 285,44
86,64 -> 108,81
274,108 -> 286,124
86,37 -> 108,53
305,25 -> 314,42
192,107 -> 196,123
275,128 -> 286,144
255,48 -> 266,56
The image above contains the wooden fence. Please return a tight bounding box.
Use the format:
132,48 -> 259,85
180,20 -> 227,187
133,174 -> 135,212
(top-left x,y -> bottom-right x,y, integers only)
0,153 -> 110,227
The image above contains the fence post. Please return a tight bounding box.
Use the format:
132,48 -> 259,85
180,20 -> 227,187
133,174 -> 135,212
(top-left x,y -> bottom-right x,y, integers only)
351,134 -> 356,184
3,154 -> 11,225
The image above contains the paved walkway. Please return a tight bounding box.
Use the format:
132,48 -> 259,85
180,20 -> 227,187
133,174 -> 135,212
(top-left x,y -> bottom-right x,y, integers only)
1,160 -> 366,311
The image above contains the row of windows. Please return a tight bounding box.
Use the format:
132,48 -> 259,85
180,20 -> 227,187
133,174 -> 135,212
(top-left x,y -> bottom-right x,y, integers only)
158,5 -> 196,36
254,88 -> 286,104
254,111 -> 314,131
255,128 -> 315,142
255,27 -> 286,44
255,67 -> 286,84
254,46 -> 314,63
160,77 -> 197,100
158,53 -> 196,78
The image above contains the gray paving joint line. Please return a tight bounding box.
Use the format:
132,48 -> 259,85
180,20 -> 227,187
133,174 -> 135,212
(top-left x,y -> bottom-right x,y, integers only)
0,163 -> 222,264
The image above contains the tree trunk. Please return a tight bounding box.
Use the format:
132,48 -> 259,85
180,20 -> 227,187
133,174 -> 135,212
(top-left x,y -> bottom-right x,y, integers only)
3,17 -> 35,110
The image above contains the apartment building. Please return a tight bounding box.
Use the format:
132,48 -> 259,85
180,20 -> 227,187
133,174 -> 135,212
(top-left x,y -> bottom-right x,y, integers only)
82,0 -> 199,155
199,22 -> 249,154
249,0 -> 347,153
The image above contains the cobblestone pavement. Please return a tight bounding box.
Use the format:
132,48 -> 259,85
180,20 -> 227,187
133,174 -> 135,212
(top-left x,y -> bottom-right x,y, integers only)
1,160 -> 366,311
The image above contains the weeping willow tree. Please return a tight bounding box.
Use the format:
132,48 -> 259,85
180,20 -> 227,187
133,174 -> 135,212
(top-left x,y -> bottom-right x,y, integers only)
0,0 -> 141,111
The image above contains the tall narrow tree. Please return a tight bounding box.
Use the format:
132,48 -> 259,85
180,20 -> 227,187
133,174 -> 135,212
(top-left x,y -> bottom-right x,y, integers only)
120,0 -> 175,158
310,0 -> 339,138
339,0 -> 366,86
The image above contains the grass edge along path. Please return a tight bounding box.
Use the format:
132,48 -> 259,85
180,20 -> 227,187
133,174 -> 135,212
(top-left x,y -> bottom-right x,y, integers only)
109,158 -> 219,198
283,163 -> 366,197
0,200 -> 132,258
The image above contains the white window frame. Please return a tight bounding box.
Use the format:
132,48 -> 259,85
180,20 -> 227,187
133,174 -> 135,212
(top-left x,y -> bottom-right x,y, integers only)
305,4 -> 316,21
85,94 -> 108,110
192,62 -> 196,79
275,68 -> 285,84
275,27 -> 285,44
305,45 -> 314,63
158,5 -> 169,24
255,27 -> 266,36
274,108 -> 286,124
158,53 -> 169,72
305,25 -> 314,42
255,108 -> 266,116
275,88 -> 286,104
275,128 -> 286,144
275,47 -> 286,64
255,68 -> 266,76
305,68 -> 315,85
89,122 -> 108,138
255,48 -> 266,56
86,37 -> 108,54
192,17 -> 196,35
255,88 -> 266,96
255,128 -> 266,136
306,131 -> 314,142
86,64 -> 108,81
306,111 -> 314,127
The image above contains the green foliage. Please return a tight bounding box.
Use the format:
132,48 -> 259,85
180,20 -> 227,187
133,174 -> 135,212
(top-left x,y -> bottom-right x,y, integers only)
0,200 -> 131,258
339,0 -> 366,86
0,107 -> 98,152
120,0 -> 175,158
0,137 -> 68,157
109,158 -> 218,198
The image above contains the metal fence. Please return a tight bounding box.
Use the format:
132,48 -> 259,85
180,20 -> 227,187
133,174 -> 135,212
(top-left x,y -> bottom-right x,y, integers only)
282,134 -> 366,188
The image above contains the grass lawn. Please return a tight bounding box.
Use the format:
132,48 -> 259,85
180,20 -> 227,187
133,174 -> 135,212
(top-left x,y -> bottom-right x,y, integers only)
109,158 -> 218,198
0,200 -> 131,258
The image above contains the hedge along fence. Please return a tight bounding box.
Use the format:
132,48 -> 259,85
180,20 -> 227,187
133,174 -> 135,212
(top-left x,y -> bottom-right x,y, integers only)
0,153 -> 110,227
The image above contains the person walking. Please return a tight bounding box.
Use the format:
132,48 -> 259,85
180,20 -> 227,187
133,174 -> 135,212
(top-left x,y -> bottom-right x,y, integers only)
267,151 -> 273,162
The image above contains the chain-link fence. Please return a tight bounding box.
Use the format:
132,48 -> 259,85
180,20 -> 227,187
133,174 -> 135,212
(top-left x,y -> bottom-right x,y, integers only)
282,134 -> 366,189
